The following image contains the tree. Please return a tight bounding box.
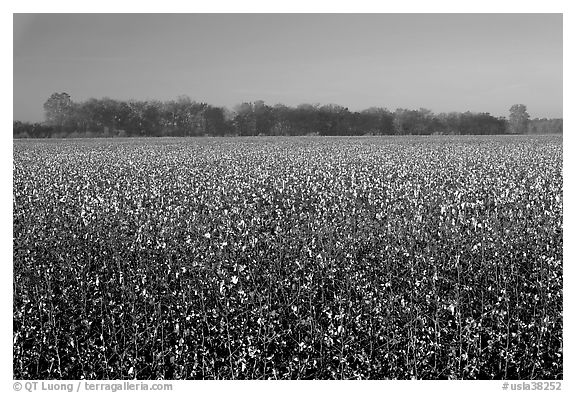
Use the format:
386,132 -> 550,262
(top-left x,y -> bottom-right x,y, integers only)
204,106 -> 228,136
270,104 -> 293,136
43,92 -> 73,133
359,107 -> 395,135
233,103 -> 257,136
253,100 -> 274,135
508,104 -> 530,134
394,108 -> 430,135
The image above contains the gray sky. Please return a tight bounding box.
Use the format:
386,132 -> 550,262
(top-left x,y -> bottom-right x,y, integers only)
13,13 -> 562,122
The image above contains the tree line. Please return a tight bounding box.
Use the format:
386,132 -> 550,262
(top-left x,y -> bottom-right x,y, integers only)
13,93 -> 562,138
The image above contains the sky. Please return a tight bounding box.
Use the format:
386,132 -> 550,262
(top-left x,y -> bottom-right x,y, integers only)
13,13 -> 562,122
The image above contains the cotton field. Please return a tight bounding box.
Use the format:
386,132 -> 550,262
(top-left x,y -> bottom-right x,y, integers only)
13,135 -> 562,379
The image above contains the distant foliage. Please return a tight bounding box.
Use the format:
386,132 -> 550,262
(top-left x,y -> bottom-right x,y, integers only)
43,93 -> 73,133
14,96 -> 562,138
528,118 -> 563,135
17,94 -> 566,138
14,136 -> 562,379
508,105 -> 530,134
13,121 -> 55,139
